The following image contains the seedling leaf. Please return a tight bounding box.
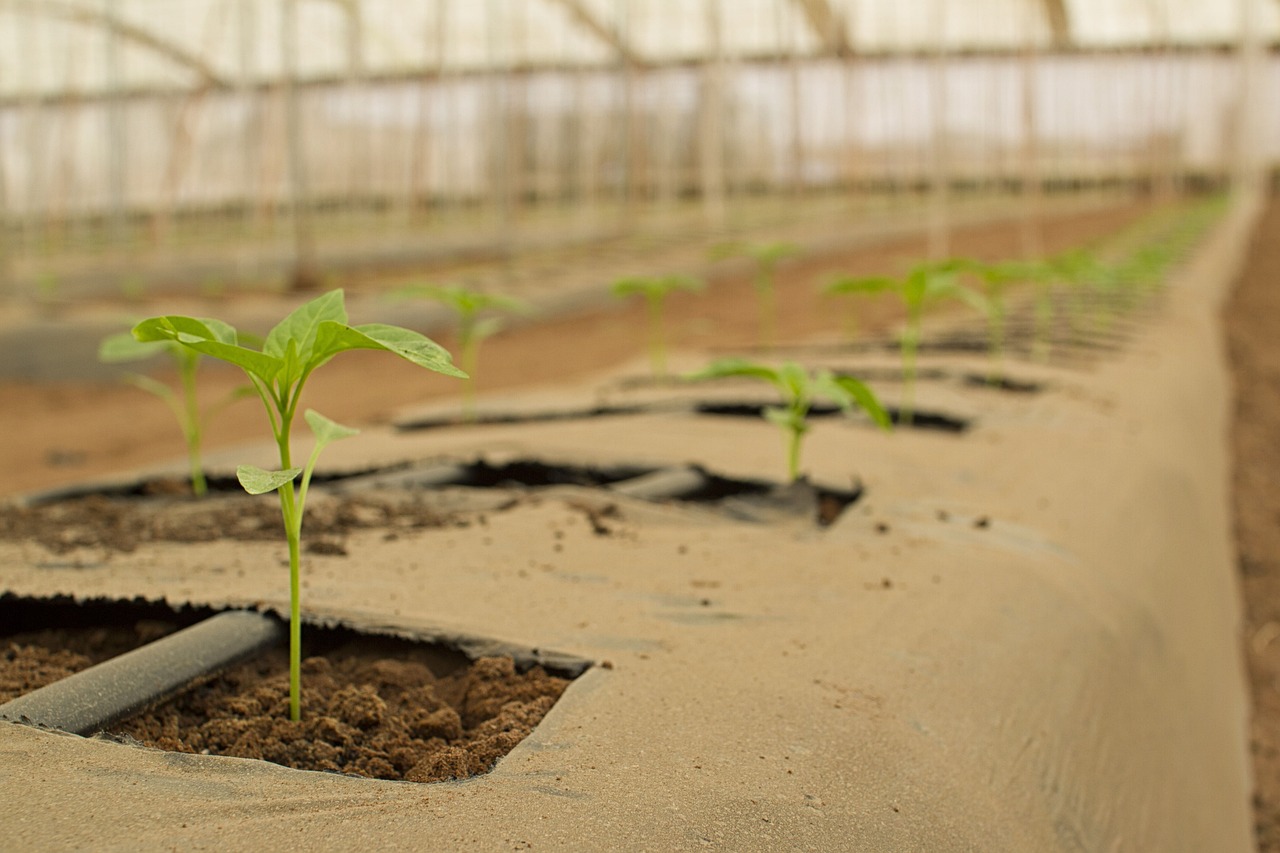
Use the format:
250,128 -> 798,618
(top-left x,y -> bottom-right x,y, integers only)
237,464 -> 302,495
305,409 -> 359,446
312,322 -> 468,377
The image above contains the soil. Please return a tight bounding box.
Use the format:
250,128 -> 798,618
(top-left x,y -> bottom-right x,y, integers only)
2,609 -> 570,784
1224,196 -> 1280,851
8,197 -> 1273,806
112,647 -> 569,784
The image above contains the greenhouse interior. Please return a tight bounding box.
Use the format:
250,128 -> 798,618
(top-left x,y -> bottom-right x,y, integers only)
3,1 -> 1280,851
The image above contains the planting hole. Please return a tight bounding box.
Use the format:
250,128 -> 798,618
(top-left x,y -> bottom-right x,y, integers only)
0,595 -> 590,784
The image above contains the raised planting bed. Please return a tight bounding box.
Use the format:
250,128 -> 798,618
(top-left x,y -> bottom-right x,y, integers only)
0,594 -> 590,783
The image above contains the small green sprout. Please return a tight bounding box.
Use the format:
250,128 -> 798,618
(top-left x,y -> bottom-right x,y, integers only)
132,289 -> 465,721
712,241 -> 801,350
395,282 -> 528,419
824,260 -> 970,426
952,259 -> 1039,385
610,274 -> 703,377
99,326 -> 251,497
687,359 -> 890,482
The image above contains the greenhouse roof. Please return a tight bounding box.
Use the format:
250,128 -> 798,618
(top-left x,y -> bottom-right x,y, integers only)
1,0 -> 1277,99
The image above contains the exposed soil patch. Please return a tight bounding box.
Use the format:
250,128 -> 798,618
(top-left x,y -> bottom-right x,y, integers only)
112,644 -> 568,783
0,597 -> 576,784
1224,194 -> 1280,851
0,490 -> 455,556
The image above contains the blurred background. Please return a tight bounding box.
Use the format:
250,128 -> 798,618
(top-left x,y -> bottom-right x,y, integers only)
0,0 -> 1276,301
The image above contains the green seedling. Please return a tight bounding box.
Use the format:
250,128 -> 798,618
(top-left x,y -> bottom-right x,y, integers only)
395,282 -> 527,419
687,359 -> 890,482
824,261 -> 972,426
712,241 -> 801,350
99,327 -> 251,497
132,289 -> 465,721
610,274 -> 703,377
952,259 -> 1040,385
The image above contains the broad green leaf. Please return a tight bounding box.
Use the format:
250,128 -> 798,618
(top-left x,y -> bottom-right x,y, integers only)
133,316 -> 283,382
264,289 -> 348,362
305,409 -> 359,447
685,358 -> 781,386
827,374 -> 892,431
237,464 -> 302,495
824,275 -> 897,296
312,322 -> 467,378
99,331 -> 168,363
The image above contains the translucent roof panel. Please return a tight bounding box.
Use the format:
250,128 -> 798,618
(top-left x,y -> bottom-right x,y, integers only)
1,0 -> 1277,100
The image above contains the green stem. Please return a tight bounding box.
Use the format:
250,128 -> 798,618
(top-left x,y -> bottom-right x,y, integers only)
273,414 -> 303,722
178,356 -> 207,497
460,325 -> 479,421
786,426 -> 801,483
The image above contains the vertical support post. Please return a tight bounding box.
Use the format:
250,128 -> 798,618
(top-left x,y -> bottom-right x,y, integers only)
698,0 -> 726,230
104,0 -> 127,249
926,0 -> 950,260
282,0 -> 317,290
1019,2 -> 1043,261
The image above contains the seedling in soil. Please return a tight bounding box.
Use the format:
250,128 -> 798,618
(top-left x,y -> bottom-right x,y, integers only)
99,325 -> 252,497
711,241 -> 801,350
952,259 -> 1039,385
824,261 -> 971,426
687,359 -> 890,482
132,289 -> 465,720
395,282 -> 527,419
611,274 -> 703,377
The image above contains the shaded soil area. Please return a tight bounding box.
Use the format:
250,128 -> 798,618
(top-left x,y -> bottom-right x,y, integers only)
1,620 -> 178,703
1225,195 -> 1280,850
0,488 -> 457,556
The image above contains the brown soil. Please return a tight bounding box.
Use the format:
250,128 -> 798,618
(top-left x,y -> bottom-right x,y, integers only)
1,620 -> 178,702
1224,196 -> 1280,850
2,614 -> 569,784
112,647 -> 568,784
0,487 -> 457,556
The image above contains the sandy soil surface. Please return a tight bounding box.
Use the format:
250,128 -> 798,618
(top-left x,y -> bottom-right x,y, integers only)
0,196 -> 1262,850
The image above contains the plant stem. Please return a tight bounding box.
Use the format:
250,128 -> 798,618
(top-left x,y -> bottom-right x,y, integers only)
273,417 -> 303,722
178,359 -> 208,497
459,317 -> 479,421
786,426 -> 801,482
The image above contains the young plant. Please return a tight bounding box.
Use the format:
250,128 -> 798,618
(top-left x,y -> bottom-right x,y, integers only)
131,289 -> 465,721
824,260 -> 971,426
712,241 -> 801,350
952,258 -> 1038,385
610,274 -> 703,377
687,359 -> 890,482
395,282 -> 527,419
98,326 -> 250,497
